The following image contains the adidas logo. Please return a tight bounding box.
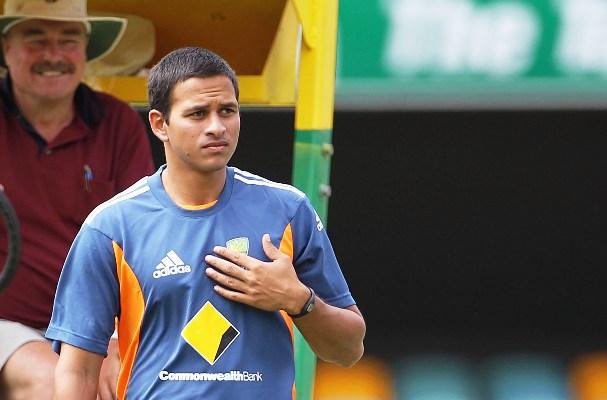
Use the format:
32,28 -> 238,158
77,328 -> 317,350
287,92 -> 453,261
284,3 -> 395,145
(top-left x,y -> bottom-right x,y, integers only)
153,250 -> 192,279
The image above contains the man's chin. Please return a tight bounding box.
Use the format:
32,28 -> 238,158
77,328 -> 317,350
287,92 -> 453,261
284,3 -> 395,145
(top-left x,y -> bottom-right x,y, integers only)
32,89 -> 77,102
32,79 -> 79,96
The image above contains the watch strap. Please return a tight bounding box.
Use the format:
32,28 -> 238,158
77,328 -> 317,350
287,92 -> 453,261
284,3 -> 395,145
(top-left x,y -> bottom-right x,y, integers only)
288,287 -> 316,318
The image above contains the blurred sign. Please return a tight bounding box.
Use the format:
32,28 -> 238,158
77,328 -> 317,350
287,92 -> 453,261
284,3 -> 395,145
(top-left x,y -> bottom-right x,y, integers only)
336,0 -> 607,108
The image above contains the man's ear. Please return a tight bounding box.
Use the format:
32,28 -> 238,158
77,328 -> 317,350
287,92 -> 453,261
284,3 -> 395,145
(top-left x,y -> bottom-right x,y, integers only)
2,37 -> 12,64
149,109 -> 169,143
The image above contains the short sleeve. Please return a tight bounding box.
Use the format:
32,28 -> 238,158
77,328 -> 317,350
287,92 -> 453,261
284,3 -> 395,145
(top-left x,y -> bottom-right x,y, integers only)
290,197 -> 355,309
46,225 -> 120,355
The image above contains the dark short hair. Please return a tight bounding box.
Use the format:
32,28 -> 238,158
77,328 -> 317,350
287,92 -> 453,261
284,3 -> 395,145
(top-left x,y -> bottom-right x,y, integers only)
147,47 -> 239,123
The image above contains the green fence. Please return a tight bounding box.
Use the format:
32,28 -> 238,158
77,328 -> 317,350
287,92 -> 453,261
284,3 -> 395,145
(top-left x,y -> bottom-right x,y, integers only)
336,0 -> 607,108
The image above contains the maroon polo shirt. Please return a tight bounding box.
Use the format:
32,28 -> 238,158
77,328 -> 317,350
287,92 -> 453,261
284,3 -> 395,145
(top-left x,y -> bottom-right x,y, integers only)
0,77 -> 155,329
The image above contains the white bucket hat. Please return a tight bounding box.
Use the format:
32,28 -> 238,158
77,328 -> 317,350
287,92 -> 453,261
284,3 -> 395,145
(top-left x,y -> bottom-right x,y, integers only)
0,0 -> 126,66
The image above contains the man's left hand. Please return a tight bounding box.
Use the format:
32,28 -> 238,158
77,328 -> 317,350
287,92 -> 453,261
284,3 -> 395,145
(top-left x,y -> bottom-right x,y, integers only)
204,234 -> 309,315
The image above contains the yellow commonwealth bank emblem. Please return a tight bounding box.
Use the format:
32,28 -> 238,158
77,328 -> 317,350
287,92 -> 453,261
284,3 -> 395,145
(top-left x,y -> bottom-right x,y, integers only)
181,301 -> 240,365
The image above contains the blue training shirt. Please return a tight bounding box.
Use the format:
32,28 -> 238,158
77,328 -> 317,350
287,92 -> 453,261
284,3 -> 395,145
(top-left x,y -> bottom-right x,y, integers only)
46,166 -> 355,400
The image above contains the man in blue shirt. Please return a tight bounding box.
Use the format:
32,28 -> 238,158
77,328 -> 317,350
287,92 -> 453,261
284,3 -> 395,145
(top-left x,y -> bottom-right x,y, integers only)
47,47 -> 366,399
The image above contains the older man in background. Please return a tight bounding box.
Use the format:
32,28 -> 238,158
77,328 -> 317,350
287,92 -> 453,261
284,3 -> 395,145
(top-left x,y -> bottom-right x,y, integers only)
0,0 -> 154,399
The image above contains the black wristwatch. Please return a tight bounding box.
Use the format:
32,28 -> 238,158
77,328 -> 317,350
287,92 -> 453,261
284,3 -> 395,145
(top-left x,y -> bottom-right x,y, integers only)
288,287 -> 316,318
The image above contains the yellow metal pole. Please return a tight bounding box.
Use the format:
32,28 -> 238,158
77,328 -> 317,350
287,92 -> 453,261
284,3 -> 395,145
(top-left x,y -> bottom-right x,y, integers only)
291,0 -> 339,399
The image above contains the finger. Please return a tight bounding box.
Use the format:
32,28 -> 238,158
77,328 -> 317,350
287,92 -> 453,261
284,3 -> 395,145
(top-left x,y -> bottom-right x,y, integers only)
205,254 -> 249,277
210,247 -> 256,271
262,233 -> 283,261
97,387 -> 113,400
205,267 -> 247,293
213,284 -> 252,305
99,384 -> 115,400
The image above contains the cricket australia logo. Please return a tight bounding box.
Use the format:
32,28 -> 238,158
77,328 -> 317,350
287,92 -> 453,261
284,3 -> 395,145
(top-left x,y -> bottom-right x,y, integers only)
226,237 -> 249,255
153,250 -> 192,279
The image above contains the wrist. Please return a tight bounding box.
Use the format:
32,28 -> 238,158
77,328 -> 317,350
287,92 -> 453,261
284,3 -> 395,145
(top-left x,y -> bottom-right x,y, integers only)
287,286 -> 316,318
287,285 -> 310,314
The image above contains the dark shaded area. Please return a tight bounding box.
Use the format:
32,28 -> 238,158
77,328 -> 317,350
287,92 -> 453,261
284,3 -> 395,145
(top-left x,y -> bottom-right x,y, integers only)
141,108 -> 607,362
329,110 -> 607,362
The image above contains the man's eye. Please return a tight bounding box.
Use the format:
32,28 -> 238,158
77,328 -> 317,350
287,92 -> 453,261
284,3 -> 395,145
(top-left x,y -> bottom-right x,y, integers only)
25,40 -> 46,49
59,40 -> 79,49
221,108 -> 236,115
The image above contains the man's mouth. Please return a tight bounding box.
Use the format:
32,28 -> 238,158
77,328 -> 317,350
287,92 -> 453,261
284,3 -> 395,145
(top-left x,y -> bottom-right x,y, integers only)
31,62 -> 75,76
204,141 -> 228,150
39,70 -> 63,77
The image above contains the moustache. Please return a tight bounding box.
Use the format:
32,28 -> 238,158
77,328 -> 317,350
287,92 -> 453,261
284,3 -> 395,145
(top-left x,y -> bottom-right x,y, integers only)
31,62 -> 76,74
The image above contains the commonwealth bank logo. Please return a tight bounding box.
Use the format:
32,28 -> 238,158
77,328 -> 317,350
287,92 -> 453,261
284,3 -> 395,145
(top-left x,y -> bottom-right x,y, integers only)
181,301 -> 240,365
226,237 -> 249,255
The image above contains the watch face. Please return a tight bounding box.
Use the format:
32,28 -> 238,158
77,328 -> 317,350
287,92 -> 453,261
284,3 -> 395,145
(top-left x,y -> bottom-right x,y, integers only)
305,292 -> 316,314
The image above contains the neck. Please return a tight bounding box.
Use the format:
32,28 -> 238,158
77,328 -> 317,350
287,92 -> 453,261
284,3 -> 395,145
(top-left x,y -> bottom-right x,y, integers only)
13,88 -> 75,143
161,163 -> 227,207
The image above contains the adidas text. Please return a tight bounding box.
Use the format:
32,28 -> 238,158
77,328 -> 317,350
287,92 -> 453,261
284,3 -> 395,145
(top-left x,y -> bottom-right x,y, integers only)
153,264 -> 192,279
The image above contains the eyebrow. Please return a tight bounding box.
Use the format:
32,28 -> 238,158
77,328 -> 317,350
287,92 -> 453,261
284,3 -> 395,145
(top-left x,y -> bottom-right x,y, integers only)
221,101 -> 239,109
182,104 -> 208,114
188,101 -> 238,110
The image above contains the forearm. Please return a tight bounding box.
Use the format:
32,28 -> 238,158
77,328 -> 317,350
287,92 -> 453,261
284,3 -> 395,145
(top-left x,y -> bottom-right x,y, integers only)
54,343 -> 103,400
294,301 -> 366,367
54,368 -> 99,400
98,338 -> 120,400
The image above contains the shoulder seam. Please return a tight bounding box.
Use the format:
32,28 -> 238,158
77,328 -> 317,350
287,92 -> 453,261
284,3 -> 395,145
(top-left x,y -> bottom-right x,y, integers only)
233,168 -> 305,197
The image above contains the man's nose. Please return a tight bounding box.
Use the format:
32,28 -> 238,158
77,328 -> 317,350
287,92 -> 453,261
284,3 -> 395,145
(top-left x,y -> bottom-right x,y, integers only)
205,113 -> 227,136
42,41 -> 63,59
